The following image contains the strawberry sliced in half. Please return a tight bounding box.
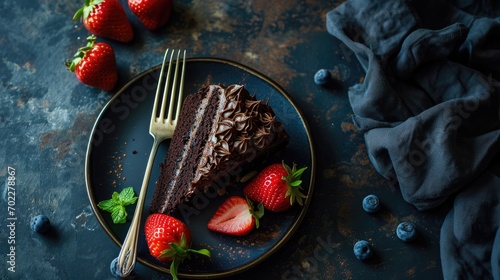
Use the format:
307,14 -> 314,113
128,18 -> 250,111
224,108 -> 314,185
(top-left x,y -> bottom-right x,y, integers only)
208,196 -> 264,236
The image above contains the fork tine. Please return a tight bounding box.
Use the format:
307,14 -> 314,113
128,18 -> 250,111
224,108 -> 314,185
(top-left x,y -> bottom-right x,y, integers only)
159,50 -> 176,123
175,50 -> 186,122
151,48 -> 170,124
167,50 -> 181,123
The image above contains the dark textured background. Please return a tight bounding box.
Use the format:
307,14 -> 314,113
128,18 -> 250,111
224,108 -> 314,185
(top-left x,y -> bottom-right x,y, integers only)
0,0 -> 447,279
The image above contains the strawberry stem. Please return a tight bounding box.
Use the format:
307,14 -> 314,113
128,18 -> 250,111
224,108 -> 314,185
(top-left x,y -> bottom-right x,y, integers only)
282,161 -> 308,206
73,0 -> 104,21
160,233 -> 211,280
246,196 -> 264,228
65,35 -> 97,72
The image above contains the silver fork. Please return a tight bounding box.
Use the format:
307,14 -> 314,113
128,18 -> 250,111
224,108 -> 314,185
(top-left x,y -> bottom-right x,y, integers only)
116,49 -> 186,277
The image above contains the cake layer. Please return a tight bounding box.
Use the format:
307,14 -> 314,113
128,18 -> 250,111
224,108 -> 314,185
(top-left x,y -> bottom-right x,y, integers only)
150,84 -> 289,215
150,85 -> 222,214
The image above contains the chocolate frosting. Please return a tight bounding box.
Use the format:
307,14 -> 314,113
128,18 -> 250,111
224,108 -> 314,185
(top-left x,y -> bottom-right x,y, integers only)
195,84 -> 286,181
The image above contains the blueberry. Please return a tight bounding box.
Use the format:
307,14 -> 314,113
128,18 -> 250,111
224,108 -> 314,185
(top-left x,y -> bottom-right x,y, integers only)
30,214 -> 50,233
362,194 -> 381,213
396,221 -> 418,242
314,69 -> 333,86
110,257 -> 122,278
110,257 -> 135,279
353,240 -> 373,261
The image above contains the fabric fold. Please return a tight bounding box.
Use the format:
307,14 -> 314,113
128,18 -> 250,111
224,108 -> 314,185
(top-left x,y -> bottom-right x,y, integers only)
326,0 -> 500,278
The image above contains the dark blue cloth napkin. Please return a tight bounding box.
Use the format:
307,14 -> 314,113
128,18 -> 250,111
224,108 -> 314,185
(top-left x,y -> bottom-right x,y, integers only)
326,0 -> 500,278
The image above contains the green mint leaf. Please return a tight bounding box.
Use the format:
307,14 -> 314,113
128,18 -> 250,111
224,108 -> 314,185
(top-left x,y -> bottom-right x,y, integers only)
127,196 -> 139,206
119,187 -> 137,206
111,205 -> 127,224
97,199 -> 120,212
98,187 -> 138,224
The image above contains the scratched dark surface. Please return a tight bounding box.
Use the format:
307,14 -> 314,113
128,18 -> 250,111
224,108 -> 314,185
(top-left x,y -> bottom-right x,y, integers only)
0,0 -> 447,279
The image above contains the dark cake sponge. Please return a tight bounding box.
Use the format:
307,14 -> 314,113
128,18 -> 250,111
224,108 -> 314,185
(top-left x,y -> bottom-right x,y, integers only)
149,87 -> 209,215
149,84 -> 289,215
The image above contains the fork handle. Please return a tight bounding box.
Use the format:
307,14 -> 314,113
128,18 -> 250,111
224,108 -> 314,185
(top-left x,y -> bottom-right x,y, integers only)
117,137 -> 162,277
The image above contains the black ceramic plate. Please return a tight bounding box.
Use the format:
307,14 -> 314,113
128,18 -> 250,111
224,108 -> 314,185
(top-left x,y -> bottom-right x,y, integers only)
85,57 -> 315,278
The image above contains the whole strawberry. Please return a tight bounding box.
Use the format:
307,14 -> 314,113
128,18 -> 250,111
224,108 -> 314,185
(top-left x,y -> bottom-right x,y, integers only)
144,213 -> 210,280
66,35 -> 118,91
128,0 -> 173,30
73,0 -> 133,42
244,161 -> 307,212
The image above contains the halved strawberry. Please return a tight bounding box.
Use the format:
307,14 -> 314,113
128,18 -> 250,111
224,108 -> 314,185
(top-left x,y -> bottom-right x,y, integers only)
208,196 -> 264,236
243,161 -> 307,212
144,213 -> 210,280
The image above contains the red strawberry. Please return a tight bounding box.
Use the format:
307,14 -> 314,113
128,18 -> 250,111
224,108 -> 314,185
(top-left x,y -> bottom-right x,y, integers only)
208,196 -> 264,236
244,161 -> 308,212
128,0 -> 173,30
144,213 -> 210,280
73,0 -> 133,42
66,35 -> 118,91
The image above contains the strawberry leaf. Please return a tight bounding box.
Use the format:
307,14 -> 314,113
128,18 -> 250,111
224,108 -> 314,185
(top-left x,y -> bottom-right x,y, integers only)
254,203 -> 265,228
159,233 -> 188,260
246,196 -> 265,229
170,242 -> 188,257
83,6 -> 92,20
282,161 -> 308,207
187,248 -> 212,258
72,0 -> 105,21
72,8 -> 84,21
66,35 -> 97,73
162,233 -> 211,280
159,247 -> 177,259
290,180 -> 302,187
179,233 -> 188,248
294,167 -> 307,178
169,260 -> 180,280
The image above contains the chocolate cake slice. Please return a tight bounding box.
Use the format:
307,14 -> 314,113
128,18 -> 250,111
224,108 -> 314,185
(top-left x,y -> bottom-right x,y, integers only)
149,84 -> 289,214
